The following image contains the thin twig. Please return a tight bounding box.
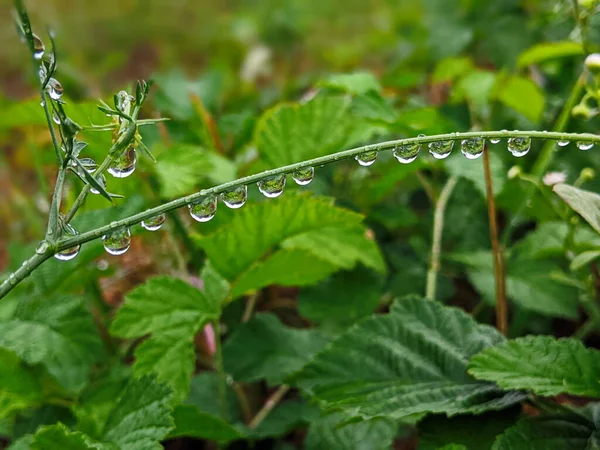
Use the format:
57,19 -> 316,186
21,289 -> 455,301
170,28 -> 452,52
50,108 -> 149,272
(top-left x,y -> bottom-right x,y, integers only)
415,170 -> 438,203
426,176 -> 458,300
242,292 -> 260,322
231,383 -> 253,424
249,385 -> 290,429
483,147 -> 508,336
212,320 -> 229,422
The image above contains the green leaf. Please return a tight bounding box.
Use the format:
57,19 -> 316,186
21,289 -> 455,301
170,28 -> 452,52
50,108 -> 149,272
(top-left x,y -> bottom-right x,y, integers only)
154,145 -> 214,198
432,56 -> 474,83
445,150 -> 505,197
101,375 -> 173,450
494,75 -> 545,123
304,413 -> 397,450
110,276 -> 220,401
169,405 -> 242,442
0,349 -> 42,420
294,297 -> 523,421
0,296 -> 102,393
185,372 -> 242,422
554,184 -> 600,235
350,92 -> 398,123
517,41 -> 584,68
469,336 -> 600,397
571,250 -> 600,271
255,95 -> 353,167
249,399 -> 319,439
223,313 -> 330,385
31,424 -> 111,450
319,72 -> 382,95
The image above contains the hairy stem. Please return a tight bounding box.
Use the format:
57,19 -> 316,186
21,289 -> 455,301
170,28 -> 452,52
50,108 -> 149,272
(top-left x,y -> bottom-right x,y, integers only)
212,320 -> 229,422
426,176 -> 458,300
483,147 -> 508,335
0,250 -> 52,298
249,385 -> 290,429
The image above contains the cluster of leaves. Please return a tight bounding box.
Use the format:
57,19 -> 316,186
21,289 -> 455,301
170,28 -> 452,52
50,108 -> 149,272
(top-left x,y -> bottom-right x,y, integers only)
3,0 -> 600,449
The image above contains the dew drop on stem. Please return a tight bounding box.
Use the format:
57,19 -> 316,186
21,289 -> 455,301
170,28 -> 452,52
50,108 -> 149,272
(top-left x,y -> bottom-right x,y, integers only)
55,223 -> 81,261
355,150 -> 378,166
428,140 -> 454,159
292,167 -> 314,185
557,140 -> 570,147
32,33 -> 45,60
141,214 -> 166,231
393,143 -> 420,164
257,174 -> 286,198
102,227 -> 131,255
46,78 -> 64,100
460,138 -> 484,160
577,141 -> 594,151
189,196 -> 217,222
507,137 -> 531,157
221,186 -> 247,209
489,138 -> 501,144
108,147 -> 137,178
52,111 -> 61,124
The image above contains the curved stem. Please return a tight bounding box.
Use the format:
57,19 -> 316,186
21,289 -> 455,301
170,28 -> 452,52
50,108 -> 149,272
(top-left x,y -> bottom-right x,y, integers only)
426,176 -> 458,300
0,250 -> 52,298
249,385 -> 290,429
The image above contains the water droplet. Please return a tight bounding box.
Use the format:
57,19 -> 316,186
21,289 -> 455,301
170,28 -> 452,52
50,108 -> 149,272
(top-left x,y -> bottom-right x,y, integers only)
507,137 -> 531,157
292,167 -> 314,185
460,138 -> 484,160
141,214 -> 166,231
557,140 -> 570,147
46,78 -> 63,100
90,174 -> 107,195
189,196 -> 217,222
393,143 -> 420,164
108,147 -> 137,178
577,141 -> 594,151
102,228 -> 131,256
38,64 -> 47,84
32,34 -> 45,60
40,99 -> 45,108
52,111 -> 61,124
257,174 -> 286,198
221,186 -> 247,209
428,141 -> 454,159
35,240 -> 50,255
79,158 -> 97,172
355,150 -> 378,166
490,138 -> 501,144
55,223 -> 81,261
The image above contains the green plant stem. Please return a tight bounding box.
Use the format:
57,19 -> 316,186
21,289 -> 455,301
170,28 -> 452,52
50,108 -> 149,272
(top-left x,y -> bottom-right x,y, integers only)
249,385 -> 290,429
0,250 -> 52,296
231,383 -> 253,424
426,176 -> 457,300
483,147 -> 508,336
212,320 -> 228,422
2,130 -> 600,300
242,292 -> 260,322
45,166 -> 66,243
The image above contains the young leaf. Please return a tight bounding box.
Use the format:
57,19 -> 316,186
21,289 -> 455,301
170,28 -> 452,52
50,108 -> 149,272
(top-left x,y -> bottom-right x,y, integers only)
517,41 -> 583,68
554,184 -> 600,235
223,313 -> 330,385
319,72 -> 382,95
71,158 -> 113,204
468,336 -> 600,397
169,405 -> 242,442
31,423 -> 111,450
294,297 -> 523,422
0,348 -> 42,419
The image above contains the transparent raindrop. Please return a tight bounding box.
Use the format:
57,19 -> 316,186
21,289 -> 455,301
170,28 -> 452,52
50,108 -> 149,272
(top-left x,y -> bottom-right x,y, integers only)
393,143 -> 420,164
490,138 -> 501,144
79,158 -> 97,172
257,174 -> 286,198
141,214 -> 166,231
292,167 -> 314,185
32,33 -> 45,60
38,64 -> 47,84
428,140 -> 454,159
507,137 -> 531,157
189,196 -> 217,222
46,78 -> 64,100
90,174 -> 107,195
52,111 -> 61,124
221,186 -> 247,209
108,147 -> 137,178
355,150 -> 378,166
557,140 -> 570,147
460,138 -> 485,160
55,223 -> 81,261
35,240 -> 50,255
577,141 -> 594,151
102,227 -> 131,256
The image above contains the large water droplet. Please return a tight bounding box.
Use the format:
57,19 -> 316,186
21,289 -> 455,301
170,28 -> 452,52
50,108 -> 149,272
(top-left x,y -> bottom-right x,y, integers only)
490,138 -> 501,144
55,223 -> 81,261
141,214 -> 166,231
292,167 -> 314,185
557,140 -> 570,147
393,143 -> 420,164
52,111 -> 61,124
460,138 -> 484,160
102,228 -> 131,256
507,137 -> 531,157
46,78 -> 64,100
35,240 -> 50,255
428,141 -> 454,159
257,174 -> 286,198
79,158 -> 97,172
577,141 -> 594,151
32,34 -> 45,60
355,150 -> 378,166
90,174 -> 107,195
108,147 -> 137,178
221,186 -> 247,209
189,196 -> 217,222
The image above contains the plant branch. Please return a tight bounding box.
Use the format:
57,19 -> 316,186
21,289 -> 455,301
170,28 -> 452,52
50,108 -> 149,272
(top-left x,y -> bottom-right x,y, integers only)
483,147 -> 508,336
426,176 -> 458,300
212,320 -> 228,422
242,292 -> 260,322
249,384 -> 290,429
0,249 -> 52,298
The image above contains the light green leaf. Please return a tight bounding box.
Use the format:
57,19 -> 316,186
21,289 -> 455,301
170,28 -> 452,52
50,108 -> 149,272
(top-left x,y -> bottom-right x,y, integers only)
255,95 -> 353,167
101,375 -> 173,450
305,413 -> 397,450
154,145 -> 213,198
554,184 -> 600,235
0,296 -> 102,393
515,221 -> 600,259
453,70 -> 496,109
319,72 -> 382,95
31,424 -> 112,450
517,42 -> 584,68
571,250 -> 600,271
223,313 -> 330,385
494,75 -> 545,123
169,405 -> 242,442
351,92 -> 398,123
445,150 -> 505,197
294,297 -> 523,421
469,336 -> 600,397
432,56 -> 474,83
0,349 -> 42,420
